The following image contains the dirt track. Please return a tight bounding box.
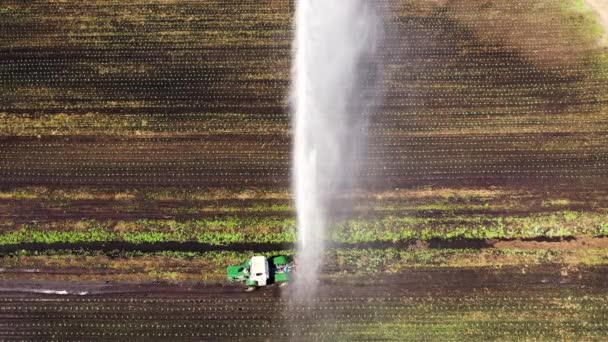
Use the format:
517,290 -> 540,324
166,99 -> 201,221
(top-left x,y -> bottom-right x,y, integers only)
1,267 -> 608,340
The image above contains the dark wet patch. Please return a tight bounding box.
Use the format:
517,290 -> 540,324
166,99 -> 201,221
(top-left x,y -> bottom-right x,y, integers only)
2,236 -> 605,255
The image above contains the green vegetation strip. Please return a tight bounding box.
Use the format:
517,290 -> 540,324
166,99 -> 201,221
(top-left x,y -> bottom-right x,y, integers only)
2,211 -> 608,245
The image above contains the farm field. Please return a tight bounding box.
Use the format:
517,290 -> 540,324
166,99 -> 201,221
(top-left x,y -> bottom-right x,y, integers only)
1,0 -> 608,339
1,0 -> 608,188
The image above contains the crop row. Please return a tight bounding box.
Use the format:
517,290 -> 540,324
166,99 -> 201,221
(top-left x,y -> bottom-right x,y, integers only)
1,210 -> 607,245
0,184 -> 598,202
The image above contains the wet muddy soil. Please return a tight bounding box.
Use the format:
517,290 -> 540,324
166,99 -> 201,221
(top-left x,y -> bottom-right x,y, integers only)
1,266 -> 607,340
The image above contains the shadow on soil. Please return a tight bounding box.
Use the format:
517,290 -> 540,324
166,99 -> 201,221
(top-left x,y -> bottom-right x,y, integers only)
0,237 -> 581,254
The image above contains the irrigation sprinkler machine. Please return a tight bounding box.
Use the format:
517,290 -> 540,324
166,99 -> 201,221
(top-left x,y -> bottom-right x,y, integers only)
227,255 -> 294,291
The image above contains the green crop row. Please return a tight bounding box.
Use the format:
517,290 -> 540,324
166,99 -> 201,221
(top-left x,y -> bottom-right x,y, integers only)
0,225 -> 295,245
332,211 -> 608,242
1,210 -> 608,245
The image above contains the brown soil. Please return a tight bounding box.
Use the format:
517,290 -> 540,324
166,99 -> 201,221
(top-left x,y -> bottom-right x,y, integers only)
1,1 -> 607,189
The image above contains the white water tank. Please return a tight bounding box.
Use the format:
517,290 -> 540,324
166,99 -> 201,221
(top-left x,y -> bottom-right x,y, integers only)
249,256 -> 269,286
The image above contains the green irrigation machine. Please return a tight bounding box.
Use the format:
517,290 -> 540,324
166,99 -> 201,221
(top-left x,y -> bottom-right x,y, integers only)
227,255 -> 294,291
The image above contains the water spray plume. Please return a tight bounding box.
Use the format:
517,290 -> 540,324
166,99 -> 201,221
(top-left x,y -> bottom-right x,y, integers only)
584,0 -> 608,42
291,0 -> 381,299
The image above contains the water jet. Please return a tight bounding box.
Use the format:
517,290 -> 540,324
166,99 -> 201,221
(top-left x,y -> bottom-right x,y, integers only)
291,0 -> 382,298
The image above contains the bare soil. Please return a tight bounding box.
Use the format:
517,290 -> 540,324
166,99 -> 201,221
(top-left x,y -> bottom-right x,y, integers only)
1,0 -> 607,189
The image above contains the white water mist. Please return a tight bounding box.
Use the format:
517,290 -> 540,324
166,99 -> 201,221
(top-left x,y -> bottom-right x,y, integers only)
292,0 -> 381,298
585,0 -> 608,41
